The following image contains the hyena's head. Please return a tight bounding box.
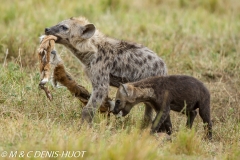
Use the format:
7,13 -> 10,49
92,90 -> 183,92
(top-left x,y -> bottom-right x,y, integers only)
112,84 -> 136,117
45,17 -> 96,45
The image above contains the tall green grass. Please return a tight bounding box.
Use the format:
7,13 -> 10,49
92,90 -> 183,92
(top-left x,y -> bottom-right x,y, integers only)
0,0 -> 240,159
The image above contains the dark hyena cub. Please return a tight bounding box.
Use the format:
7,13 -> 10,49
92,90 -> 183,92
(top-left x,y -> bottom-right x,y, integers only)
112,75 -> 212,139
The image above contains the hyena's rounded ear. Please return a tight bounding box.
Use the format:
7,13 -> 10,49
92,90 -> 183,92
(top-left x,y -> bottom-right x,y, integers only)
81,23 -> 96,39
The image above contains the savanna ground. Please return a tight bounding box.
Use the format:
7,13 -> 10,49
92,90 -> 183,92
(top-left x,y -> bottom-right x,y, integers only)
0,0 -> 240,159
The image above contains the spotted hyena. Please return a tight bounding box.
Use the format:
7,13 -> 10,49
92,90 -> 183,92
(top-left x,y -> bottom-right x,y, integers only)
112,75 -> 212,139
45,16 -> 167,124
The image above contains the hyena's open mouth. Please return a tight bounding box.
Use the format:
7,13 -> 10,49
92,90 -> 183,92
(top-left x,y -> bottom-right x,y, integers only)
52,36 -> 61,43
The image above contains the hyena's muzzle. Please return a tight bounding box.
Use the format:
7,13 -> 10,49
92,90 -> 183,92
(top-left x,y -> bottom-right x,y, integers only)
45,26 -> 62,43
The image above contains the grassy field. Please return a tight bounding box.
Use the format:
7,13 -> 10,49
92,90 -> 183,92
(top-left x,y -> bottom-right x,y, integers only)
0,0 -> 240,159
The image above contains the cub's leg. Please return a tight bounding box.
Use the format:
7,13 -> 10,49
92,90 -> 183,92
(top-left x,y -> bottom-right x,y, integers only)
143,102 -> 172,135
199,102 -> 212,140
186,110 -> 197,128
159,115 -> 172,135
141,102 -> 153,129
151,105 -> 171,134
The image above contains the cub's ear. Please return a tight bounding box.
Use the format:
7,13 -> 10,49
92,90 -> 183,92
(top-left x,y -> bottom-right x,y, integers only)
121,83 -> 128,96
120,84 -> 134,97
81,23 -> 96,39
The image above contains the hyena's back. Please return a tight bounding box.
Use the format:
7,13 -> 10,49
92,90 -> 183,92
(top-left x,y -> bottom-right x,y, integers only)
94,39 -> 167,84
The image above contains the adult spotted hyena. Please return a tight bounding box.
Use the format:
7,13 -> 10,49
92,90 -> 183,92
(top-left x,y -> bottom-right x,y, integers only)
45,16 -> 167,124
112,75 -> 212,139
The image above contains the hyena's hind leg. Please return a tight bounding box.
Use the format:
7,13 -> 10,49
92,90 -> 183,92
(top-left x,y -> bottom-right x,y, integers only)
198,100 -> 212,140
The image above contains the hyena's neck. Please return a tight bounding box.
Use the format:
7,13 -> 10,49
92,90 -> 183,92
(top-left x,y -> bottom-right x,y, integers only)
64,30 -> 106,67
134,87 -> 156,103
63,41 -> 96,67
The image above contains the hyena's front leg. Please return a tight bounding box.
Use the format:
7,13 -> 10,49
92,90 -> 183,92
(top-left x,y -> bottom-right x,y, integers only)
81,71 -> 110,123
151,91 -> 171,133
141,102 -> 153,129
81,85 -> 109,123
151,105 -> 171,134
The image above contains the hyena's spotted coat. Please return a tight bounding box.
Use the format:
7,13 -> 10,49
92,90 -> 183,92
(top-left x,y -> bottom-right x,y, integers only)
45,16 -> 167,123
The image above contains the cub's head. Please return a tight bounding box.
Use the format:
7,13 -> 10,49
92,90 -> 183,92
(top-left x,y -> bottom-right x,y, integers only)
45,17 -> 96,44
112,84 -> 136,117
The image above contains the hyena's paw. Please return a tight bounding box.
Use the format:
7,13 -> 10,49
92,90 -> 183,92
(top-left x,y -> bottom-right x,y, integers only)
81,107 -> 97,123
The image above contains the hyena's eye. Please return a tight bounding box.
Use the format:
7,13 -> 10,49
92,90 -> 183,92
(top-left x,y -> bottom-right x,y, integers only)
61,25 -> 68,31
115,100 -> 121,105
